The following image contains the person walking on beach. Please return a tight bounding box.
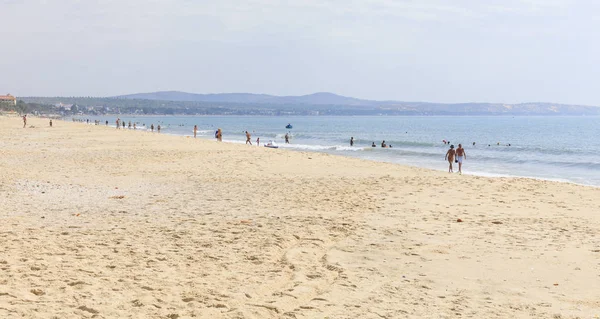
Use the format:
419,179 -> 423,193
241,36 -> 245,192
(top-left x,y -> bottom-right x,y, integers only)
217,128 -> 222,141
49,119 -> 52,127
456,144 -> 466,174
350,137 -> 354,146
157,125 -> 161,133
256,137 -> 260,146
116,118 -> 120,129
22,115 -> 27,128
445,145 -> 455,173
151,124 -> 154,132
245,131 -> 252,145
194,125 -> 197,138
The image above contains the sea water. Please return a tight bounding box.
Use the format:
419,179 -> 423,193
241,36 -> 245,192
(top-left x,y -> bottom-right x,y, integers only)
75,116 -> 600,187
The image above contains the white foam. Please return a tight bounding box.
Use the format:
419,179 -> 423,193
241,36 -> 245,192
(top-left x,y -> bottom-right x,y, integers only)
279,143 -> 363,152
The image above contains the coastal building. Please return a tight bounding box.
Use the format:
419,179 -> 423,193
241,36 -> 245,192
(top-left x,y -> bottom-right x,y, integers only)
0,94 -> 17,107
54,103 -> 73,111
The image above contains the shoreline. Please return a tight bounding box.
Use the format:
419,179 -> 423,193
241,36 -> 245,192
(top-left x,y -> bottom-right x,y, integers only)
67,116 -> 600,189
3,115 -> 599,318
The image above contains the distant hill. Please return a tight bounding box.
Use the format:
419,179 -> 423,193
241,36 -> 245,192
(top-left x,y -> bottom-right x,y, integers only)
115,91 -> 376,106
21,92 -> 600,116
111,91 -> 600,115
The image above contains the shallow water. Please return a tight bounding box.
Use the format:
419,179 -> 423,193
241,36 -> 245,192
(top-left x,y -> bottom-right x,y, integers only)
75,116 -> 600,187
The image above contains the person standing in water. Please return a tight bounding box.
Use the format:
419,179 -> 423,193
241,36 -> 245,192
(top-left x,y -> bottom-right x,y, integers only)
217,128 -> 222,141
456,144 -> 466,174
256,137 -> 260,146
157,125 -> 161,133
285,133 -> 290,144
350,137 -> 354,146
445,145 -> 455,173
193,125 -> 197,138
245,131 -> 252,145
151,124 -> 154,132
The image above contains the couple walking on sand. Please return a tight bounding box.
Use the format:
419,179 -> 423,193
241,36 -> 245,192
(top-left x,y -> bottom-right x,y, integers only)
445,144 -> 466,174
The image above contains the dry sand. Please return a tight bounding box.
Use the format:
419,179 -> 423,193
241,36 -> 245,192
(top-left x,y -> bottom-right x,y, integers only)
1,116 -> 599,319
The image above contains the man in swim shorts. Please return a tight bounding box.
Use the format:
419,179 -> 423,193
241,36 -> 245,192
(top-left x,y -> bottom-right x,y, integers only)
445,145 -> 455,173
245,131 -> 252,145
456,144 -> 466,174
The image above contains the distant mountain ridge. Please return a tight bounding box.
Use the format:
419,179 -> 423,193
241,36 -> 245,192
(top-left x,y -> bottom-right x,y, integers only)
115,91 -> 377,106
110,91 -> 600,115
20,91 -> 600,116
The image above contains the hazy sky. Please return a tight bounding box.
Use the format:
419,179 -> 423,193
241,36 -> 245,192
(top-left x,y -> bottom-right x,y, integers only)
1,0 -> 599,104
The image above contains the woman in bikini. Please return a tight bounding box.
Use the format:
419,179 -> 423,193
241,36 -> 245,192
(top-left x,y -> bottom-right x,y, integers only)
445,145 -> 455,173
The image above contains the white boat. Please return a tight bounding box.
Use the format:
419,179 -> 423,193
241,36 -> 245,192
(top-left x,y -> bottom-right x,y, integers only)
264,140 -> 279,149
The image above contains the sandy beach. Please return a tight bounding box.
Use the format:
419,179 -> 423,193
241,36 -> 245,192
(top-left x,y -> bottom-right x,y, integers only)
1,116 -> 599,319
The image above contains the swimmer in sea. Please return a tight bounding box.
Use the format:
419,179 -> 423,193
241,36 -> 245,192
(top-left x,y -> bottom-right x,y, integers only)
445,145 -> 455,173
371,142 -> 376,147
381,140 -> 387,148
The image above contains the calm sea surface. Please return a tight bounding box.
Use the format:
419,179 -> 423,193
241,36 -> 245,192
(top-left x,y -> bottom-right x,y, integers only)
75,116 -> 600,187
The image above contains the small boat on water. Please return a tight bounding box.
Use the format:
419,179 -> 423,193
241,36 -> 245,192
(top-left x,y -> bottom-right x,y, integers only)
285,123 -> 293,129
264,140 -> 279,149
